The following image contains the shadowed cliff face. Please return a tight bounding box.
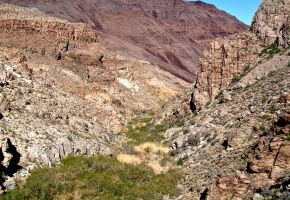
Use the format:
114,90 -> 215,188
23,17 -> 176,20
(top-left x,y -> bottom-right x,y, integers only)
0,0 -> 248,82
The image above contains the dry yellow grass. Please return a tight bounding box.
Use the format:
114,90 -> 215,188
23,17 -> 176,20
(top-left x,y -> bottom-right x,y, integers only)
147,160 -> 170,174
117,143 -> 171,174
134,142 -> 170,154
116,154 -> 142,165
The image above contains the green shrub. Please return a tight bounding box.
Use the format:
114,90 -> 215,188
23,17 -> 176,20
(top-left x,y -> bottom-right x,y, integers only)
126,117 -> 185,145
260,43 -> 281,59
188,135 -> 200,146
268,71 -> 276,77
1,156 -> 181,200
183,129 -> 190,135
176,159 -> 184,166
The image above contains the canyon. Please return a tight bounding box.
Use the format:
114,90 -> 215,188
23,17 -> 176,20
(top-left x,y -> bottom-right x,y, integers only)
0,0 -> 289,199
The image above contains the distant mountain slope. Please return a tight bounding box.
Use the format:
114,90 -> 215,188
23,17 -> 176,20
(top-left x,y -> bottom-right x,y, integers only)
0,0 -> 248,82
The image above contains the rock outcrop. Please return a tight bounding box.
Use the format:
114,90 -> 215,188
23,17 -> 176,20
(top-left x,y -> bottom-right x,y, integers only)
0,4 -> 97,42
162,0 -> 290,198
193,33 -> 262,108
192,0 -> 290,109
252,0 -> 290,47
0,0 -> 248,82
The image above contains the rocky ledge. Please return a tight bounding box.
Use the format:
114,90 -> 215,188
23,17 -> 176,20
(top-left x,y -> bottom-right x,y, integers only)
0,4 -> 97,42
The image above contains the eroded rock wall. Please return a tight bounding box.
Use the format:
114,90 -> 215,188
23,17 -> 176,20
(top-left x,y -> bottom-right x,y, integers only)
0,4 -> 97,42
252,0 -> 290,47
193,32 -> 262,109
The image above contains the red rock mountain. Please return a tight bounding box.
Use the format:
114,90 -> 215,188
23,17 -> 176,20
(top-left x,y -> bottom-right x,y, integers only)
0,0 -> 248,82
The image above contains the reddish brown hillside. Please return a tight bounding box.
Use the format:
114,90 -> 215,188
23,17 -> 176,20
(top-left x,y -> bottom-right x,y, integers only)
0,0 -> 248,82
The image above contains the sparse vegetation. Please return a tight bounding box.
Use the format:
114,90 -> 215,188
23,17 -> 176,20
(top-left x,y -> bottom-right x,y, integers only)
1,156 -> 181,200
262,96 -> 268,104
176,158 -> 184,166
259,124 -> 266,133
126,116 -> 184,145
215,90 -> 223,102
183,128 -> 190,135
188,135 -> 200,146
231,65 -> 251,84
268,71 -> 276,77
260,43 -> 281,59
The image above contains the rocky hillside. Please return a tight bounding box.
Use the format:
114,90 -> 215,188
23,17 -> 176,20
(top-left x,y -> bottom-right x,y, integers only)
0,4 -> 188,133
0,0 -> 248,82
0,58 -> 117,173
155,0 -> 290,199
165,59 -> 290,199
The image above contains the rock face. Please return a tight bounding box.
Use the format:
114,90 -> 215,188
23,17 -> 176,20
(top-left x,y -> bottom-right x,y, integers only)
0,4 -> 97,42
0,0 -> 248,82
192,0 -> 290,109
252,0 -> 290,47
193,32 -> 262,108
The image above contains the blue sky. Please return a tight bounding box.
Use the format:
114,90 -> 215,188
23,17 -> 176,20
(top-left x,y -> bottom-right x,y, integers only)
187,0 -> 263,25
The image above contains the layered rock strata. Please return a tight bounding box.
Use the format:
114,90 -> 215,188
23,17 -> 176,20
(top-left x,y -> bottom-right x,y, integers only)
0,4 -> 97,42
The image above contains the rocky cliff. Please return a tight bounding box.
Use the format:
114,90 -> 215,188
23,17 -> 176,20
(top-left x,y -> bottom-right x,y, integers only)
192,0 -> 290,109
193,33 -> 262,108
0,4 -> 97,42
208,111 -> 290,199
0,0 -> 248,82
252,0 -> 290,47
